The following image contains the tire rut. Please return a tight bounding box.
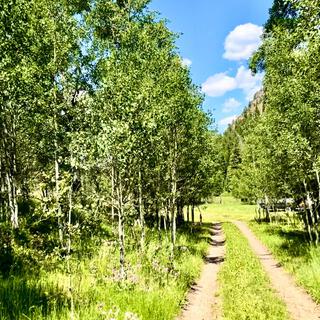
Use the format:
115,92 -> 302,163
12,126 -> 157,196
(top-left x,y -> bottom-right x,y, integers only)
177,222 -> 225,320
234,220 -> 320,320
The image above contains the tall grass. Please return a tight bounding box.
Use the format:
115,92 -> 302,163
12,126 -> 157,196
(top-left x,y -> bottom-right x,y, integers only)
0,223 -> 210,320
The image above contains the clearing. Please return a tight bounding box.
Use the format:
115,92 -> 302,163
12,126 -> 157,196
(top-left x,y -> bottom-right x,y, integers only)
180,196 -> 320,320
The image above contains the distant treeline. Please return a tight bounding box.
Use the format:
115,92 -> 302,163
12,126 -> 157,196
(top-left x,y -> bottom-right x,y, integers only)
222,0 -> 320,243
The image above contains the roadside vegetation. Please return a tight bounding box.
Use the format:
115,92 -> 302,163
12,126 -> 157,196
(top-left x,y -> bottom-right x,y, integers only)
205,195 -> 320,309
218,222 -> 289,320
217,0 -> 320,309
0,223 -> 210,320
222,0 -> 320,243
2,0 -> 320,319
250,222 -> 320,303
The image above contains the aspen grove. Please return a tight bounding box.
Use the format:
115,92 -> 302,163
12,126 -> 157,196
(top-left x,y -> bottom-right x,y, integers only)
0,0 -> 222,296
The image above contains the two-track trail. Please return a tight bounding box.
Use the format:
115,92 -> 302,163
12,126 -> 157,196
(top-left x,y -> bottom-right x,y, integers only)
177,223 -> 225,320
234,220 -> 320,320
178,220 -> 320,320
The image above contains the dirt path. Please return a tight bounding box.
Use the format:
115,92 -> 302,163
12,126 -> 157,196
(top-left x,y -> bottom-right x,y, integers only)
177,223 -> 225,320
234,220 -> 320,320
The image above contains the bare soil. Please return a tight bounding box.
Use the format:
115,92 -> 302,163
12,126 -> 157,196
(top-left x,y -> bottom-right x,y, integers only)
177,223 -> 225,320
234,220 -> 320,320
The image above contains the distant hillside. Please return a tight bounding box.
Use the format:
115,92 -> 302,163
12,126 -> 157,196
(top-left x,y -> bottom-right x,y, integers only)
231,89 -> 264,129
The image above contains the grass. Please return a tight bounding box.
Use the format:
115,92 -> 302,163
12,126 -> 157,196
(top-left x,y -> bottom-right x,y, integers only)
218,222 -> 289,320
201,194 -> 320,308
3,194 -> 319,319
249,222 -> 320,303
0,223 -> 211,320
199,194 -> 256,223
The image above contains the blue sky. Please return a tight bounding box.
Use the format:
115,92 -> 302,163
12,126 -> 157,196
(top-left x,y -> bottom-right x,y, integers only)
149,0 -> 273,132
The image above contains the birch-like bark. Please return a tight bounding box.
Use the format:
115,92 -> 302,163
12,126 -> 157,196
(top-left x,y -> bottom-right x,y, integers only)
117,175 -> 126,279
303,180 -> 318,244
67,173 -> 74,320
138,169 -> 145,250
10,115 -> 18,229
164,204 -> 168,232
0,106 -> 7,221
54,113 -> 63,243
52,33 -> 63,244
111,161 -> 115,220
2,109 -> 18,229
315,169 -> 320,223
157,206 -> 162,242
170,134 -> 177,253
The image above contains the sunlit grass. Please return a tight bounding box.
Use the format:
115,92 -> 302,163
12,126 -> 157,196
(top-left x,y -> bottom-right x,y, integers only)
0,224 -> 210,320
200,194 -> 320,307
250,222 -> 320,304
219,222 -> 289,320
199,194 -> 256,222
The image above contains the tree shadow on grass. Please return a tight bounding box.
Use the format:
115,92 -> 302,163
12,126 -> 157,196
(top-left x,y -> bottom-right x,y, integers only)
0,278 -> 68,320
258,222 -> 313,259
198,223 -> 225,245
179,222 -> 212,236
177,222 -> 226,260
175,222 -> 215,256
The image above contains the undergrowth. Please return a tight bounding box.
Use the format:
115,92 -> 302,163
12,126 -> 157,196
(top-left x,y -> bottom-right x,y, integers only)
0,223 -> 210,320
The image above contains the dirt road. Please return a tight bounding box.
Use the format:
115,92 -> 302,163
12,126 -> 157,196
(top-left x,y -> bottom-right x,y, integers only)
177,223 -> 225,320
234,220 -> 320,320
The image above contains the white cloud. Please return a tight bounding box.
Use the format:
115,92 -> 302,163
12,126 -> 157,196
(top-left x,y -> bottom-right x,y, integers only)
201,73 -> 237,97
182,58 -> 192,67
202,66 -> 263,99
219,115 -> 238,126
223,98 -> 241,113
223,23 -> 263,61
235,66 -> 263,100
